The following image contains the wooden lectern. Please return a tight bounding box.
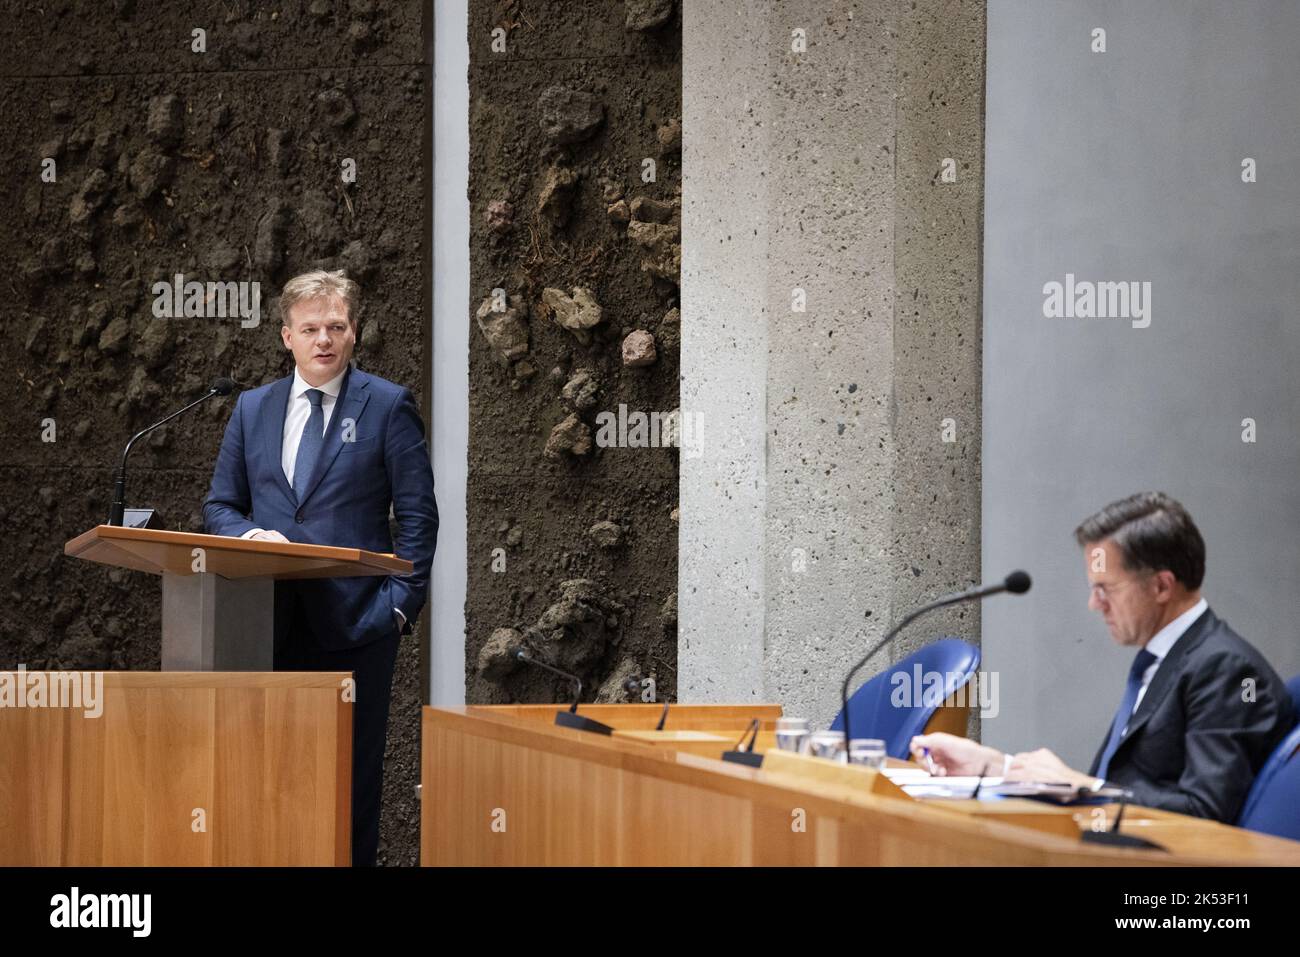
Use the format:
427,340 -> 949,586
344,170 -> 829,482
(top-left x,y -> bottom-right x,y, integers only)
64,525 -> 411,670
2,526 -> 420,865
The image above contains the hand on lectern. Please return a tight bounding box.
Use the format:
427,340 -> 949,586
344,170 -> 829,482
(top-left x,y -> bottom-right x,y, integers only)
250,529 -> 289,543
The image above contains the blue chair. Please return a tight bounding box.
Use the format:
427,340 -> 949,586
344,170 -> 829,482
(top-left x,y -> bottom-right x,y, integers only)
829,637 -> 981,759
1236,674 -> 1300,840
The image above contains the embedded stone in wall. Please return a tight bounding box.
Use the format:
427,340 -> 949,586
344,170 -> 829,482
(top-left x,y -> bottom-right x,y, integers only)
145,94 -> 184,146
542,286 -> 603,345
588,520 -> 623,548
485,199 -> 514,234
606,199 -> 630,225
543,413 -> 592,460
626,0 -> 674,33
626,220 -> 681,283
265,128 -> 291,175
475,292 -> 530,362
621,330 -> 657,368
656,116 -> 682,155
69,169 -> 111,224
128,148 -> 174,199
658,591 -> 677,637
560,368 -> 600,411
532,578 -> 626,673
538,86 -> 605,145
316,87 -> 357,128
537,163 -> 579,228
630,196 -> 674,224
254,199 -> 290,271
477,627 -> 524,681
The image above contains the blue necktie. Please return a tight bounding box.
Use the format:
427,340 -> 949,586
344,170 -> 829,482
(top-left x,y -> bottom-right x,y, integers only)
292,388 -> 325,499
1095,648 -> 1158,779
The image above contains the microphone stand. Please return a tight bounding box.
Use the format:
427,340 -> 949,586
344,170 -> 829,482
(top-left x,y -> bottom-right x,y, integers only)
513,650 -> 613,735
840,576 -> 1027,752
108,385 -> 230,526
840,591 -> 981,753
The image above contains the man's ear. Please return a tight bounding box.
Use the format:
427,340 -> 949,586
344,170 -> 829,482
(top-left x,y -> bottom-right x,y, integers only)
1154,569 -> 1178,601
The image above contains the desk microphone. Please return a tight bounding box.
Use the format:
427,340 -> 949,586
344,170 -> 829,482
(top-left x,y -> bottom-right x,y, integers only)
512,649 -> 613,735
839,571 -> 1031,749
107,377 -> 236,526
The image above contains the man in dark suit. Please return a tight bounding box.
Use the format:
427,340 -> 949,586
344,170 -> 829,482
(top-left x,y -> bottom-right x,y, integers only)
912,492 -> 1295,823
202,269 -> 438,864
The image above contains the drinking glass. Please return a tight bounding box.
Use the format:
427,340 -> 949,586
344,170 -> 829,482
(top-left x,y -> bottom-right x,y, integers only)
774,717 -> 810,754
807,729 -> 847,763
848,737 -> 887,768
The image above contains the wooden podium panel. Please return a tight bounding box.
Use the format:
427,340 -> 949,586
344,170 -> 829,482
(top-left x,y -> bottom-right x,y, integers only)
0,672 -> 351,866
421,704 -> 1300,866
64,526 -> 415,671
65,525 -> 411,580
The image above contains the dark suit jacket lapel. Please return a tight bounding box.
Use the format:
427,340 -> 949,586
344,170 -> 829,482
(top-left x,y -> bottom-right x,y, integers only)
1114,607 -> 1216,749
298,367 -> 371,508
260,375 -> 297,505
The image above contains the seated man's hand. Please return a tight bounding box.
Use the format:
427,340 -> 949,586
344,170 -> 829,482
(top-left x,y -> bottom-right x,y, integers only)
909,732 -> 1005,777
250,529 -> 289,543
1005,747 -> 1095,788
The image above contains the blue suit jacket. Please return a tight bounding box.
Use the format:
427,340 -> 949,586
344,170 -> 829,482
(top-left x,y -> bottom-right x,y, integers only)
202,366 -> 438,651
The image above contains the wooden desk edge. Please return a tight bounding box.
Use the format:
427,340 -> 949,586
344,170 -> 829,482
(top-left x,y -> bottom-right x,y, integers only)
424,706 -> 1300,865
64,524 -> 412,574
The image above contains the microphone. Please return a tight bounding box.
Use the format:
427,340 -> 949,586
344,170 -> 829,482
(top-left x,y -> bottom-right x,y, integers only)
838,571 -> 1032,754
107,378 -> 238,527
511,649 -> 613,735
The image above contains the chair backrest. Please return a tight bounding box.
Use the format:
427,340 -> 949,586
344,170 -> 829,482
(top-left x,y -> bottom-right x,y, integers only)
1237,722 -> 1300,840
829,637 -> 981,759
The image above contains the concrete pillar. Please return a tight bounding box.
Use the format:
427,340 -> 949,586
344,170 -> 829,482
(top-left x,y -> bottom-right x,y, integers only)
681,1 -> 985,727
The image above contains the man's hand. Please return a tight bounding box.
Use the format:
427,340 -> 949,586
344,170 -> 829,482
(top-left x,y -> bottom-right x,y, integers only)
249,529 -> 289,543
909,732 -> 1006,777
1005,747 -> 1096,788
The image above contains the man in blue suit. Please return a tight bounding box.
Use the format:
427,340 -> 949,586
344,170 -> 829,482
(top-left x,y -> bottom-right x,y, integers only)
203,269 -> 438,865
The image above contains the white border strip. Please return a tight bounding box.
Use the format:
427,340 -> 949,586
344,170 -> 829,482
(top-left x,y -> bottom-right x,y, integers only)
429,0 -> 469,705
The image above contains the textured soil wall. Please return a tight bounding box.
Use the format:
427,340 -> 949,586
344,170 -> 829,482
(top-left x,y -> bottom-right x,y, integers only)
465,2 -> 682,705
0,1 -> 427,865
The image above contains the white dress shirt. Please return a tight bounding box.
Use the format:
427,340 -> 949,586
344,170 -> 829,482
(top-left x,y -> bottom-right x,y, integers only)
240,366 -> 346,539
1130,596 -> 1209,717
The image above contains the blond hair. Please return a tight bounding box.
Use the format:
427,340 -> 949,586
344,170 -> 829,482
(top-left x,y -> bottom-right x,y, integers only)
278,270 -> 360,327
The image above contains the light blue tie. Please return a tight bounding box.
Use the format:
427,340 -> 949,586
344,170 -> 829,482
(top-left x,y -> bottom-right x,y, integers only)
293,388 -> 325,499
1095,648 -> 1158,779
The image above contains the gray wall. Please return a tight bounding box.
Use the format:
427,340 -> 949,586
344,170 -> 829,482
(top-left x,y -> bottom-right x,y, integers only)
682,0 -> 986,727
983,0 -> 1300,765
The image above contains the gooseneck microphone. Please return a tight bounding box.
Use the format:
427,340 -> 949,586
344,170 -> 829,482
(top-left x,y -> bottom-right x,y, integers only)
839,571 -> 1032,751
107,377 -> 237,526
512,649 -> 613,735
513,648 -> 584,712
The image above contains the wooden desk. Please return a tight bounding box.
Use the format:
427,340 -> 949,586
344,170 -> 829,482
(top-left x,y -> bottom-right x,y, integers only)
420,704 -> 1300,866
0,671 -> 351,866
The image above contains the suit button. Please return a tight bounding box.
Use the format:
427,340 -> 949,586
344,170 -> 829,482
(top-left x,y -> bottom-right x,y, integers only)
296,514 -> 304,524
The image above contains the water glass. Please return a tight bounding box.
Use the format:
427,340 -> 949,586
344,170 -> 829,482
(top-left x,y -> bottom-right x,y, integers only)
849,737 -> 887,768
807,729 -> 847,763
774,717 -> 810,754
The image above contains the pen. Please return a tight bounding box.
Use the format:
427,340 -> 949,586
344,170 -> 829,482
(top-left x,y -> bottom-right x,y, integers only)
920,746 -> 938,775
